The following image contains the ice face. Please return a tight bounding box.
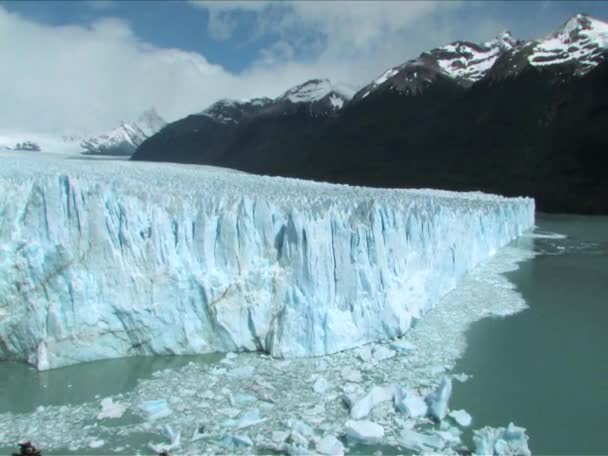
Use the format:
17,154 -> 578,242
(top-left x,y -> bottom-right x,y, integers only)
0,151 -> 534,369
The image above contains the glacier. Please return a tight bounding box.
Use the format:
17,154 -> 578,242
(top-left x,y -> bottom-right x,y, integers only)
0,151 -> 534,370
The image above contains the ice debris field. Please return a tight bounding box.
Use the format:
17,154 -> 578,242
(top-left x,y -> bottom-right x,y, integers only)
0,151 -> 533,370
0,240 -> 535,455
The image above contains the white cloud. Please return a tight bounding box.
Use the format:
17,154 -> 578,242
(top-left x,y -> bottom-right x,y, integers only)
0,2 -> 512,135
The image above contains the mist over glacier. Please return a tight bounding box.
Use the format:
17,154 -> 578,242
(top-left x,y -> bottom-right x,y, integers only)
0,152 -> 534,370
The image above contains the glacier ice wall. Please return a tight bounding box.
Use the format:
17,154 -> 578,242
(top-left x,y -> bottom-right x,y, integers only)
0,152 -> 534,370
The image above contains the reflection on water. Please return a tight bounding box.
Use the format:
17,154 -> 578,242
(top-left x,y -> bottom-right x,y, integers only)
451,214 -> 608,455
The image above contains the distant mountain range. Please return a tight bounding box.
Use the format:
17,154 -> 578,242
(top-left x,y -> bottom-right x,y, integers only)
0,108 -> 167,156
133,14 -> 608,213
81,108 -> 167,156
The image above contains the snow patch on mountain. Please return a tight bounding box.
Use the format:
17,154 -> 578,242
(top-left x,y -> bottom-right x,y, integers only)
200,98 -> 273,124
434,31 -> 517,82
279,79 -> 356,104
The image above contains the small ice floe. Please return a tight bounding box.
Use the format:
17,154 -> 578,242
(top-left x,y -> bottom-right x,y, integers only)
220,433 -> 254,449
235,408 -> 266,430
140,399 -> 172,420
473,422 -> 531,456
191,424 -> 207,442
272,430 -> 290,444
210,367 -> 227,376
313,376 -> 332,394
341,366 -> 363,383
391,338 -> 415,353
350,384 -> 399,419
233,393 -> 258,406
255,377 -> 276,391
394,388 -> 427,418
449,409 -> 472,427
425,377 -> 452,421
372,345 -> 396,362
344,419 -> 384,445
357,346 -> 373,363
399,428 -> 446,452
316,435 -> 345,456
88,439 -> 105,449
435,426 -> 462,446
453,373 -> 471,383
148,424 -> 181,454
230,365 -> 255,378
286,418 -> 315,441
96,397 -> 128,420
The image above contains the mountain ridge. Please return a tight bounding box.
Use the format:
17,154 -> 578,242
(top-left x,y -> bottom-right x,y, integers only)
132,13 -> 608,214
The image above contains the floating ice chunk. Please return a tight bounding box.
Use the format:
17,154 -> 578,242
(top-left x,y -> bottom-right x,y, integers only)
148,425 -> 181,453
391,339 -> 415,353
236,408 -> 266,429
96,397 -> 128,420
317,435 -> 345,456
341,366 -> 363,383
221,433 -> 254,449
272,430 -> 290,443
372,345 -> 396,362
285,442 -> 316,455
450,409 -> 472,427
210,367 -> 228,377
218,407 -> 241,418
255,378 -> 277,391
230,365 -> 255,378
287,418 -> 315,440
191,424 -> 207,442
344,420 -> 384,445
425,377 -> 452,421
436,426 -> 462,446
233,393 -> 258,406
350,385 -> 398,419
313,377 -> 331,394
399,429 -> 446,452
394,388 -> 427,418
453,373 -> 471,383
140,399 -> 172,420
473,422 -> 531,456
357,346 -> 373,363
88,440 -> 105,449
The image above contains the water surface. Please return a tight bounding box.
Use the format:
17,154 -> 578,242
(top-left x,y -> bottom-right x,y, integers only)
452,214 -> 608,454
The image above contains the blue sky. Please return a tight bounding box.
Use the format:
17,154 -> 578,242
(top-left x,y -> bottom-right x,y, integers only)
1,0 -> 607,133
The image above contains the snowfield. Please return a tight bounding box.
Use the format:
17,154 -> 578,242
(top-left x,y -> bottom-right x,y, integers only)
0,151 -> 534,370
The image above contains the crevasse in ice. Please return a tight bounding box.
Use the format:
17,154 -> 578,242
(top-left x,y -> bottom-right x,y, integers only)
0,152 -> 534,369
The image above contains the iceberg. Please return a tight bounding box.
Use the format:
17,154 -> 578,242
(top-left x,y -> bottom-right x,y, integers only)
0,151 -> 534,369
425,377 -> 453,421
473,422 -> 531,456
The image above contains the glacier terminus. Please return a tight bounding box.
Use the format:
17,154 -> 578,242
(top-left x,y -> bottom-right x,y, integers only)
0,152 -> 534,370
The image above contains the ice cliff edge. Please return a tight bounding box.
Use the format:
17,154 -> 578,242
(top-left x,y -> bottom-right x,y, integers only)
0,153 -> 534,370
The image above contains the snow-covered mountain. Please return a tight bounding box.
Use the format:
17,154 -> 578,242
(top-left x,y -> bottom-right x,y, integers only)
353,31 -> 520,101
81,108 -> 167,156
277,79 -> 356,110
488,13 -> 608,79
199,79 -> 356,125
200,97 -> 273,124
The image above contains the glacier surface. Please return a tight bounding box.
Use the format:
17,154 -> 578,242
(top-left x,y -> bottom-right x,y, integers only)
0,151 -> 534,369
